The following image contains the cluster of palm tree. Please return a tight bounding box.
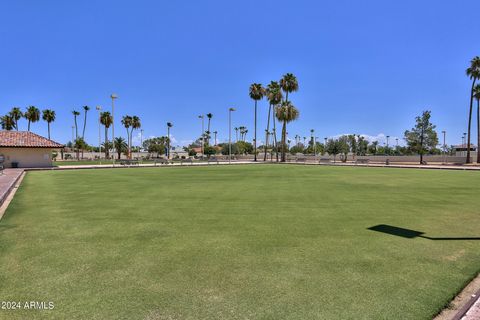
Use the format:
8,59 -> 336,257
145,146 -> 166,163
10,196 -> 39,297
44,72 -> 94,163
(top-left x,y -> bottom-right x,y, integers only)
249,73 -> 299,162
466,56 -> 480,163
71,106 -> 91,159
234,126 -> 248,141
1,106 -> 56,138
121,115 -> 141,158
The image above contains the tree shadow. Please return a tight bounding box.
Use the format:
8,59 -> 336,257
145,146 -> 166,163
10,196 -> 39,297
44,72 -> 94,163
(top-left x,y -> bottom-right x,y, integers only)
368,224 -> 480,241
0,224 -> 16,232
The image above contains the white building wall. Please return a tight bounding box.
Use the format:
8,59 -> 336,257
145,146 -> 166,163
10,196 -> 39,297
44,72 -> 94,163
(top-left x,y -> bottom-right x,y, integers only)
0,148 -> 53,168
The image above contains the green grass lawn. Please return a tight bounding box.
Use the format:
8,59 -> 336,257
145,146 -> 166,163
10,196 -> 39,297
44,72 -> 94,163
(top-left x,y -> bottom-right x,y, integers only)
1,165 -> 480,319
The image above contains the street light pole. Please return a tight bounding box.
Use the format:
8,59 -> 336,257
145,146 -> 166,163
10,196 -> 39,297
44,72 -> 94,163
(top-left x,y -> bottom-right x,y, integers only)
167,122 -> 173,159
110,94 -> 118,165
229,108 -> 235,164
198,115 -> 204,158
96,106 -> 102,164
140,129 -> 144,152
442,130 -> 446,164
386,135 -> 390,155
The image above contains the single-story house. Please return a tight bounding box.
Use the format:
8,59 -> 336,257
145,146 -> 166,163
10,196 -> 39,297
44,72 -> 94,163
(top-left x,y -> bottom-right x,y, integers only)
0,131 -> 64,168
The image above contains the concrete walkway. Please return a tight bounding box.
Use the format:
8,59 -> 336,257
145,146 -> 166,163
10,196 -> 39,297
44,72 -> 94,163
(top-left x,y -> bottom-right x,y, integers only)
0,169 -> 24,206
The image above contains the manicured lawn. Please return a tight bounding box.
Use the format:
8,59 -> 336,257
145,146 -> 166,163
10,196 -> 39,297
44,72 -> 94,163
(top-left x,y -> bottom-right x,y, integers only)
1,165 -> 480,319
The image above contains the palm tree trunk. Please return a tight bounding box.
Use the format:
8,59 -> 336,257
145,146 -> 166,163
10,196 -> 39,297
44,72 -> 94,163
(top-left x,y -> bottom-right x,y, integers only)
105,127 -> 109,158
15,120 -> 19,131
126,128 -> 130,159
207,119 -> 211,145
467,79 -> 476,163
82,111 -> 88,138
264,104 -> 272,161
281,120 -> 287,162
28,120 -> 31,131
47,122 -> 51,139
74,116 -> 78,139
477,99 -> 480,163
254,100 -> 257,161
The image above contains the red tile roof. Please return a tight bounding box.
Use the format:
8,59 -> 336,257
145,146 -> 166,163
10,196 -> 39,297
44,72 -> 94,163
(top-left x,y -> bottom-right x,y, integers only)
0,131 -> 64,148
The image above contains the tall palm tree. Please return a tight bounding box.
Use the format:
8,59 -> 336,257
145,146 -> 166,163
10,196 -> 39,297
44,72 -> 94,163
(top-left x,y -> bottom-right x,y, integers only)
166,122 -> 173,159
264,81 -> 282,161
466,56 -> 480,163
474,84 -> 480,163
131,116 -> 141,144
72,110 -> 80,139
82,106 -> 90,138
206,113 -> 213,144
24,106 -> 40,131
100,111 -> 113,158
234,127 -> 239,142
9,107 -> 23,131
0,115 -> 15,130
249,83 -> 265,161
42,109 -> 56,139
275,101 -> 300,162
280,73 -> 299,104
121,115 -> 132,157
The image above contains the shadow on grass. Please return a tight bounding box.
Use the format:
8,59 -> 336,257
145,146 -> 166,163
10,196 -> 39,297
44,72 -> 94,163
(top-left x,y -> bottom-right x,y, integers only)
0,224 -> 16,232
368,224 -> 480,241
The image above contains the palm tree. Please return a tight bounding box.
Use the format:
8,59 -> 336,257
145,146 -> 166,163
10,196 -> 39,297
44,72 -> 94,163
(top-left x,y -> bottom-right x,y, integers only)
167,122 -> 173,159
121,115 -> 132,157
206,113 -> 213,144
114,137 -> 127,160
474,84 -> 480,163
24,106 -> 40,131
82,106 -> 90,138
42,109 -> 56,139
265,81 -> 283,161
72,110 -> 80,139
100,111 -> 113,158
9,107 -> 23,131
131,116 -> 141,150
280,73 -> 299,104
234,127 -> 239,142
0,115 -> 16,130
275,101 -> 300,162
249,83 -> 265,161
466,56 -> 480,163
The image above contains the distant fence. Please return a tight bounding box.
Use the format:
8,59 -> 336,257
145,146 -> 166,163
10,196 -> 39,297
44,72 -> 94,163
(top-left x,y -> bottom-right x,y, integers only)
57,151 -> 472,165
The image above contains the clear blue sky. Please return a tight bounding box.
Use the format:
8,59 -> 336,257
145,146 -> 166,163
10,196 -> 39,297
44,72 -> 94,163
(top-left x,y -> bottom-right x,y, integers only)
1,0 -> 479,147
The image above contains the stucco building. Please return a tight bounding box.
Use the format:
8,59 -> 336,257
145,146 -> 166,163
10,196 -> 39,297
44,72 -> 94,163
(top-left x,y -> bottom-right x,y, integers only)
0,131 -> 64,168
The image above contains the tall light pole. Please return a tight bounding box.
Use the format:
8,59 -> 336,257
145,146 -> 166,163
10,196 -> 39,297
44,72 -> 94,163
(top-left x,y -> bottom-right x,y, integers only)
167,122 -> 173,159
96,106 -> 102,163
110,94 -> 118,165
140,129 -> 144,152
442,130 -> 446,164
198,115 -> 204,157
463,132 -> 467,157
229,108 -> 235,164
386,135 -> 390,155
